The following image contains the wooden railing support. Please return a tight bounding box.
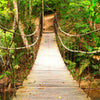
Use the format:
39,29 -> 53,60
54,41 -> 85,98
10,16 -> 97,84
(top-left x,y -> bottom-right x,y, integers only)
39,13 -> 43,37
53,13 -> 58,35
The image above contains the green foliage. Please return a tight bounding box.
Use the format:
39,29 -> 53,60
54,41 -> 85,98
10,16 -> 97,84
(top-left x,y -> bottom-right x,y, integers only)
0,0 -> 99,92
0,29 -> 16,56
59,0 -> 100,78
79,59 -> 90,75
74,22 -> 90,34
60,0 -> 100,34
83,44 -> 93,52
0,74 -> 4,79
31,0 -> 61,14
0,0 -> 11,17
13,52 -> 25,66
92,65 -> 99,70
6,71 -> 11,76
92,33 -> 100,47
24,21 -> 35,34
0,30 -> 14,46
0,71 -> 11,79
0,0 -> 13,26
93,71 -> 100,75
64,59 -> 76,70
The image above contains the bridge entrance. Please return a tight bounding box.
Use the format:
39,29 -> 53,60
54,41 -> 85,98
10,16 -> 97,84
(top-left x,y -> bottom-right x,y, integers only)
43,14 -> 54,33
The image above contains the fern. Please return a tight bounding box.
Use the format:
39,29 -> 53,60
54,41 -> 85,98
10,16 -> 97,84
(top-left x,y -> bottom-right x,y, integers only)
79,59 -> 90,76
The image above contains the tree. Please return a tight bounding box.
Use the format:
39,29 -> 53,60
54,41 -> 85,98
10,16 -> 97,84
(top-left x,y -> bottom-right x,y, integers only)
13,0 -> 29,48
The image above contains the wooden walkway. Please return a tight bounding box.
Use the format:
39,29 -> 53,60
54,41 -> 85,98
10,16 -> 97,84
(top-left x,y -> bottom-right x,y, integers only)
12,33 -> 91,100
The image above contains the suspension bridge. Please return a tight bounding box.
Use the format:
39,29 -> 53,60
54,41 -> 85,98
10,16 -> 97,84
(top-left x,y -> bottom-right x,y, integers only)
0,13 -> 100,100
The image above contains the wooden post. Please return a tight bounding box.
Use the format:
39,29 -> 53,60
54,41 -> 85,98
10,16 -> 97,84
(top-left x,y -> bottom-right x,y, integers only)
54,13 -> 58,35
39,13 -> 43,37
42,0 -> 44,25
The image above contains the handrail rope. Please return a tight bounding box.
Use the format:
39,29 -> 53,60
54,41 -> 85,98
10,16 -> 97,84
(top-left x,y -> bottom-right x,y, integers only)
58,25 -> 100,37
57,34 -> 100,54
54,14 -> 100,54
55,13 -> 100,37
0,26 -> 39,49
0,25 -> 38,37
0,15 -> 42,50
0,12 -> 43,50
0,35 -> 39,50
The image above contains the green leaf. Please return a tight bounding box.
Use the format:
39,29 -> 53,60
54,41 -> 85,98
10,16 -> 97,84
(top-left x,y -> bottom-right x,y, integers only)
76,58 -> 81,62
95,18 -> 100,24
12,55 -> 15,59
92,65 -> 99,70
64,59 -> 76,69
6,71 -> 11,76
79,59 -> 90,75
0,74 -> 4,79
93,71 -> 100,75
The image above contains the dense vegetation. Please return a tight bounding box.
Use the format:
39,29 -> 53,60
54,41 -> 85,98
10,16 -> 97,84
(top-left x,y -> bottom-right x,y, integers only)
0,1 -> 39,98
58,0 -> 100,79
0,0 -> 100,99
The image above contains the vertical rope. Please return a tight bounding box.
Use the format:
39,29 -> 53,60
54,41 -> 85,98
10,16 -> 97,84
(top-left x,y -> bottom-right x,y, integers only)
39,13 -> 43,37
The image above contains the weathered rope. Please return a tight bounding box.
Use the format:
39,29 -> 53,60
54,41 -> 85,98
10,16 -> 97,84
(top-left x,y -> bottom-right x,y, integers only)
55,13 -> 100,37
0,35 -> 39,50
58,25 -> 100,37
0,25 -> 38,37
57,34 -> 100,54
54,13 -> 100,54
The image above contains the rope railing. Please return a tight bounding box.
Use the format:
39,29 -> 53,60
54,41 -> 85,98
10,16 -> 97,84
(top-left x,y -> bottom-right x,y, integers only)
0,25 -> 39,50
0,25 -> 38,37
59,26 -> 100,37
57,35 -> 100,54
0,12 -> 43,100
0,36 -> 39,50
0,13 -> 43,50
55,13 -> 100,37
54,13 -> 100,98
54,13 -> 100,54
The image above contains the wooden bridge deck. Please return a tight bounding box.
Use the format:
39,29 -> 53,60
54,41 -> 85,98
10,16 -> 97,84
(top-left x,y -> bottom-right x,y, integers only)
12,33 -> 91,100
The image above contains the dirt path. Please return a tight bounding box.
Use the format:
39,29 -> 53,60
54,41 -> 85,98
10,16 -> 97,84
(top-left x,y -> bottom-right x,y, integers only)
34,14 -> 54,33
43,14 -> 54,32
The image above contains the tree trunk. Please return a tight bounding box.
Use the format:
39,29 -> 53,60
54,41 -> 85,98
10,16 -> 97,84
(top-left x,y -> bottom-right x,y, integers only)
13,0 -> 29,48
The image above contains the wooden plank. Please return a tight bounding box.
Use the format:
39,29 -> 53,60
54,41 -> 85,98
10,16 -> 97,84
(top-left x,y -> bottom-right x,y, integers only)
12,33 -> 91,100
